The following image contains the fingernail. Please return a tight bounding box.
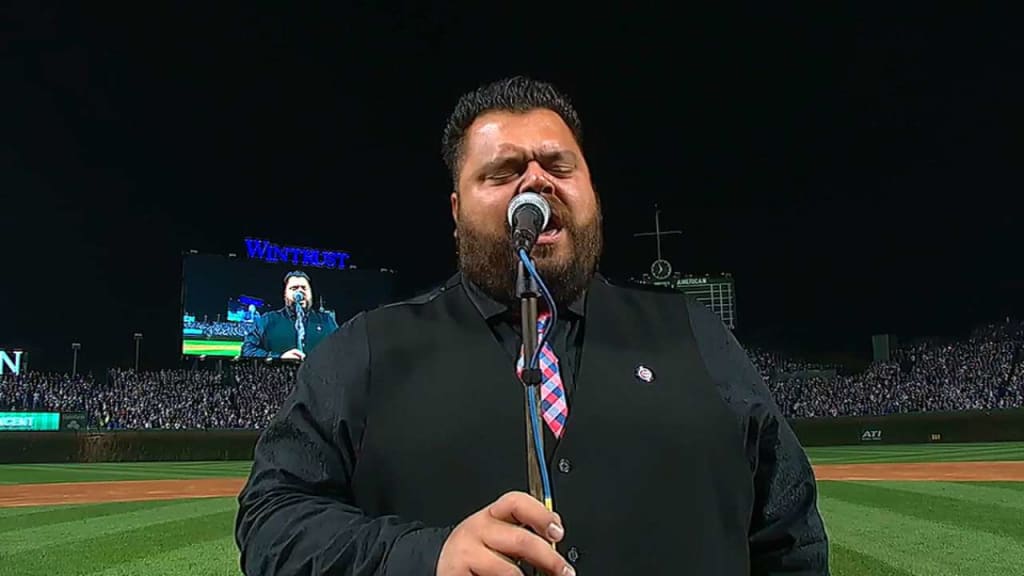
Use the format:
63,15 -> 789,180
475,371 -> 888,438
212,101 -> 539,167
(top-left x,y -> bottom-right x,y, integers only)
562,565 -> 576,576
547,522 -> 565,540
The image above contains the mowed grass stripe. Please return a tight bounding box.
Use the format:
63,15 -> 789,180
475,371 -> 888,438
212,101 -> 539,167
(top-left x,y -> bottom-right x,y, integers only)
0,499 -> 187,534
869,447 -> 1024,463
815,451 -> 1024,465
810,452 -> 927,464
0,497 -> 237,554
806,442 -> 1024,464
10,466 -> 228,479
0,503 -> 95,518
818,442 -> 1022,453
857,481 -> 1024,513
819,481 -> 1024,543
0,462 -> 251,484
810,447 -> 927,458
989,483 -> 1024,493
818,489 -> 1024,576
0,462 -> 249,472
811,450 -> 1024,464
0,505 -> 237,576
1,461 -> 248,468
829,542 -> 914,576
55,463 -> 246,473
56,466 -> 246,479
0,469 -> 217,484
87,535 -> 241,576
809,442 -> 1024,455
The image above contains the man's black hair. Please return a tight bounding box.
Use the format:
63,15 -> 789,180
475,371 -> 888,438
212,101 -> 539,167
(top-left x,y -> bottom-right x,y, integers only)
441,76 -> 583,188
283,270 -> 311,287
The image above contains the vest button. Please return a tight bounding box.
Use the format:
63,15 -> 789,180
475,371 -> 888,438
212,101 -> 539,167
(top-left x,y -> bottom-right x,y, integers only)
567,546 -> 580,563
558,458 -> 572,474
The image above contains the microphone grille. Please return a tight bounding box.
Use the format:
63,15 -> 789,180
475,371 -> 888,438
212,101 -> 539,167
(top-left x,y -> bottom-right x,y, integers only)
506,192 -> 551,229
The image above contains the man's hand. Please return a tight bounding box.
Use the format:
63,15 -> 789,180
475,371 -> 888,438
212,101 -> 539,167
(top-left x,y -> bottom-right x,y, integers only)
437,491 -> 574,576
280,349 -> 306,361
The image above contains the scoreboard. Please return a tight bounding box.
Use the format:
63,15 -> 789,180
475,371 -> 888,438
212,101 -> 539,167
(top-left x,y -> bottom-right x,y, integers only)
631,272 -> 736,329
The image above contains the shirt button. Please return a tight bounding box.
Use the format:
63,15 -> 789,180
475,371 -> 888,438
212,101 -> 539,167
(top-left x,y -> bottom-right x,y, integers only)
567,546 -> 580,563
558,458 -> 572,474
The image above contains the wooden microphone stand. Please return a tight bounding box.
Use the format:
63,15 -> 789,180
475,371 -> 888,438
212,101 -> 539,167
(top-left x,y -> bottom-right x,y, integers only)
517,256 -> 548,576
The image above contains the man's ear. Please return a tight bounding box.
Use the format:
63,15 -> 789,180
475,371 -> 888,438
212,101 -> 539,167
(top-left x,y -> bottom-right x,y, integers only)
450,190 -> 459,239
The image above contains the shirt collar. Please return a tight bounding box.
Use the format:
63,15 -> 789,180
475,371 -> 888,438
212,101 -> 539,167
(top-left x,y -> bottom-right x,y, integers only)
460,273 -> 587,321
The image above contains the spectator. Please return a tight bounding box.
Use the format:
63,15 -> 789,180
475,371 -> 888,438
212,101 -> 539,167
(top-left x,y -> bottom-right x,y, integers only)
3,319 -> 1022,427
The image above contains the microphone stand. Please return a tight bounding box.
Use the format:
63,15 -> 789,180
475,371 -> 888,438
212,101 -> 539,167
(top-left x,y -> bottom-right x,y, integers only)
516,253 -> 547,576
294,301 -> 306,355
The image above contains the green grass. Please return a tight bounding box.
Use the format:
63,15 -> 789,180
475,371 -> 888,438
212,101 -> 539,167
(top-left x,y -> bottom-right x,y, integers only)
806,441 -> 1024,464
818,481 -> 1024,575
0,497 -> 240,576
0,443 -> 1022,575
181,339 -> 242,357
0,461 -> 253,485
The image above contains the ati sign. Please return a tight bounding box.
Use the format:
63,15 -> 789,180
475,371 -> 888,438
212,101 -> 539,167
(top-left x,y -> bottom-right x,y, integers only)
860,429 -> 883,442
0,350 -> 23,375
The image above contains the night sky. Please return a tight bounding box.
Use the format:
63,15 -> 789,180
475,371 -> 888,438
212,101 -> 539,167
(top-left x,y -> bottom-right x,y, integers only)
4,3 -> 1019,372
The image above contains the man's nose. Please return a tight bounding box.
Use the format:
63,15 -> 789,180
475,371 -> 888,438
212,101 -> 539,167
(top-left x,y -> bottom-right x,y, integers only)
517,164 -> 555,197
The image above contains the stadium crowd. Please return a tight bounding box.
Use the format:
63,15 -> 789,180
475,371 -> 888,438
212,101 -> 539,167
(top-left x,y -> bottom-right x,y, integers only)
183,321 -> 251,338
753,321 -> 1024,418
2,320 -> 1022,429
0,364 -> 296,430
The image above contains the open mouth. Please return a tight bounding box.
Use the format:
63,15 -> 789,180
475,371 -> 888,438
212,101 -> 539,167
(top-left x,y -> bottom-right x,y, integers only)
537,213 -> 564,244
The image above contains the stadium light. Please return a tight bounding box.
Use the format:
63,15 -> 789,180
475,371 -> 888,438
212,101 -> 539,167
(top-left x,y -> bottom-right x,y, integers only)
71,343 -> 81,377
133,333 -> 143,371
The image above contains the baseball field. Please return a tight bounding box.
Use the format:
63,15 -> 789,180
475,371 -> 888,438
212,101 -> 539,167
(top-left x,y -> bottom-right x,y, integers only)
1,442 -> 1022,575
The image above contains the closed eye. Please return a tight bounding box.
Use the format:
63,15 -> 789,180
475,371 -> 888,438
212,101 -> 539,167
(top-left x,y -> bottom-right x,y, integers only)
548,164 -> 575,177
486,170 -> 520,183
539,150 -> 578,177
481,155 -> 525,183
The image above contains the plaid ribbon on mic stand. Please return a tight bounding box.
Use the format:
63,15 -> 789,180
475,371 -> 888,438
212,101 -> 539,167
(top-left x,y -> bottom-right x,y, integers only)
516,311 -> 568,441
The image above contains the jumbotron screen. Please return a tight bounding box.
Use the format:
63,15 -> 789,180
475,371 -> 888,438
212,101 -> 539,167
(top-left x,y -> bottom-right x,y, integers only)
181,253 -> 397,359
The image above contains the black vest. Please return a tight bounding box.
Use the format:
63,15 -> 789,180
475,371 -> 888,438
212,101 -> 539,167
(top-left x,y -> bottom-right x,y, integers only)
351,275 -> 753,574
255,308 -> 337,355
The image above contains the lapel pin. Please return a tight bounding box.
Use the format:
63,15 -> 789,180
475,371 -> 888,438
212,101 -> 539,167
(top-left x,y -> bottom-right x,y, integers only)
635,364 -> 655,383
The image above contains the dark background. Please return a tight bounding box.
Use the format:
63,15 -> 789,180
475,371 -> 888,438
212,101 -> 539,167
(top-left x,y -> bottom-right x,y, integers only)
181,253 -> 397,339
3,3 -> 1019,371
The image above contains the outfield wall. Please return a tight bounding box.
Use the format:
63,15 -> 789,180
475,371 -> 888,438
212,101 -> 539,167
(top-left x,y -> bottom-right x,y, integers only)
0,430 -> 259,463
790,408 -> 1024,446
2,409 -> 1024,463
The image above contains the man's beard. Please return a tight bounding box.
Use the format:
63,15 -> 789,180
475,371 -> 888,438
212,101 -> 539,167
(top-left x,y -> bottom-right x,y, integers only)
456,203 -> 603,310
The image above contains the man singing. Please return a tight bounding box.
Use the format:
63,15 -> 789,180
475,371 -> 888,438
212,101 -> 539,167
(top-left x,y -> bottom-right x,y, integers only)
240,270 -> 338,361
236,77 -> 829,575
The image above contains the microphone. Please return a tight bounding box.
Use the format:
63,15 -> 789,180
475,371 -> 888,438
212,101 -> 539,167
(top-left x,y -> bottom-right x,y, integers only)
507,192 -> 551,252
292,292 -> 305,315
